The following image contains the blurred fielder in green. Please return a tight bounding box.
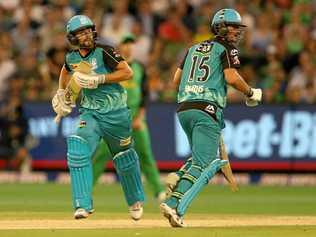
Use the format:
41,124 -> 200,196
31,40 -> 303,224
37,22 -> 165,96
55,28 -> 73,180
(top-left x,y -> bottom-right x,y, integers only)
92,35 -> 165,202
160,8 -> 262,227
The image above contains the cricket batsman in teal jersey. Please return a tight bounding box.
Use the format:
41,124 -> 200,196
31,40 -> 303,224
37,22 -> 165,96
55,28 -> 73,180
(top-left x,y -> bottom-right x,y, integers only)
160,9 -> 262,227
51,15 -> 145,220
92,35 -> 166,202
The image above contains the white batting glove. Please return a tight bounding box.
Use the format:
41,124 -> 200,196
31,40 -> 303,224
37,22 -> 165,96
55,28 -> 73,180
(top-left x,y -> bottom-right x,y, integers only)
52,89 -> 72,116
73,71 -> 106,89
245,88 -> 262,107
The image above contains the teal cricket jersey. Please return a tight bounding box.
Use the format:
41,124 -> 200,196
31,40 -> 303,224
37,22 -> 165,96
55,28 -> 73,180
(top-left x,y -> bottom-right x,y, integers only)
177,36 -> 241,109
64,42 -> 127,113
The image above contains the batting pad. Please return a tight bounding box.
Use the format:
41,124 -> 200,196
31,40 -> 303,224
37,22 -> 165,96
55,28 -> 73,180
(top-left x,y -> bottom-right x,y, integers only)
176,157 -> 193,177
113,148 -> 145,206
67,135 -> 93,211
176,158 -> 228,216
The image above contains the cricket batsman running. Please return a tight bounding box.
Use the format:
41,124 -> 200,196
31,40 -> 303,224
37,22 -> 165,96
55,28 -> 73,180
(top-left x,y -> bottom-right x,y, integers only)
92,35 -> 166,202
52,15 -> 145,220
160,8 -> 262,227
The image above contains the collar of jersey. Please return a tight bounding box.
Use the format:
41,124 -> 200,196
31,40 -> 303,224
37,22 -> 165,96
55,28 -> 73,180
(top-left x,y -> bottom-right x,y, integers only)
77,47 -> 95,58
214,36 -> 235,47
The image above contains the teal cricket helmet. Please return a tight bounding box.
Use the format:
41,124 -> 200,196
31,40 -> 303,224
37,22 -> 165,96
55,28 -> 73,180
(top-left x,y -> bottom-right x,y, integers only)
211,8 -> 246,37
66,15 -> 97,46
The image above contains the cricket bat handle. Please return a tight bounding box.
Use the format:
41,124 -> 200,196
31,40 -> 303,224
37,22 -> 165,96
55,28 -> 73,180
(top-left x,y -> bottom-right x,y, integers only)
54,114 -> 62,124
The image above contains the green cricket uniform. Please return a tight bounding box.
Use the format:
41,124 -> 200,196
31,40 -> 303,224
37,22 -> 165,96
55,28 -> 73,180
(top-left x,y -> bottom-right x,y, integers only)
65,42 -> 145,211
165,36 -> 241,216
92,60 -> 164,197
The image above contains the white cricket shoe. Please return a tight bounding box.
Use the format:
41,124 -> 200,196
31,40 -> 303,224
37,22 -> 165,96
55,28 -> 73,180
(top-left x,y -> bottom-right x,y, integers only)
129,201 -> 143,221
74,208 -> 89,219
160,203 -> 185,228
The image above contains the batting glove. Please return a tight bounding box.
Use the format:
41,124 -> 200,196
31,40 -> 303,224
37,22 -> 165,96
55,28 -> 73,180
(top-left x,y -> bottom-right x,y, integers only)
245,88 -> 262,107
52,89 -> 72,116
73,71 -> 106,89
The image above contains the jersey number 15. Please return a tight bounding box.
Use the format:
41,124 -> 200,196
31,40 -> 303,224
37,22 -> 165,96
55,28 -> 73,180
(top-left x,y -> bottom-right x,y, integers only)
189,55 -> 210,82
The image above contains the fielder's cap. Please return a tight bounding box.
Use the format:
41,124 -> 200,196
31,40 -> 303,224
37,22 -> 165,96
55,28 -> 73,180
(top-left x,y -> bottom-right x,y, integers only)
121,34 -> 136,44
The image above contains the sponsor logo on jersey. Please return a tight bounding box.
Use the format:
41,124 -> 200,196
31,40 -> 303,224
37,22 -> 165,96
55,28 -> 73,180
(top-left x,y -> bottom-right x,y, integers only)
185,85 -> 204,93
230,49 -> 238,56
232,55 -> 240,65
90,58 -> 97,70
196,43 -> 212,53
205,104 -> 216,114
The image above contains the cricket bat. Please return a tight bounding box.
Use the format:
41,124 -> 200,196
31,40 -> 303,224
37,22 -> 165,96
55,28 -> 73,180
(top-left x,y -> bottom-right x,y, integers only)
54,61 -> 92,124
219,135 -> 239,192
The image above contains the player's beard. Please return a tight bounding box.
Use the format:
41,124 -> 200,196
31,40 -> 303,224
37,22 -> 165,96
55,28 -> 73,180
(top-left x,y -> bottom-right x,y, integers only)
79,38 -> 94,49
78,34 -> 95,49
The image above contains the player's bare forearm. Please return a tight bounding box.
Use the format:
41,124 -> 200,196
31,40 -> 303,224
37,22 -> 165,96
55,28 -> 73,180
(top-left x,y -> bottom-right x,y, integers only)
104,61 -> 133,83
58,65 -> 72,89
224,68 -> 252,96
173,68 -> 182,90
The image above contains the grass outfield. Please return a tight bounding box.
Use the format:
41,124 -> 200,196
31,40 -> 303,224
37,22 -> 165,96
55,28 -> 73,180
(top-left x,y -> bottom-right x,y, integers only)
0,183 -> 315,237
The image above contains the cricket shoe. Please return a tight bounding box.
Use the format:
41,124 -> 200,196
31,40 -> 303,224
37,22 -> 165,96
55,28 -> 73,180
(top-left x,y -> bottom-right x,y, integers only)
129,201 -> 143,221
160,203 -> 185,227
74,208 -> 95,219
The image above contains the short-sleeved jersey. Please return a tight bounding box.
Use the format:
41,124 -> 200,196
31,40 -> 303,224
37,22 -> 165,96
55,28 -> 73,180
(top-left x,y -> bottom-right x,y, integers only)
177,37 -> 241,108
64,41 -> 126,113
120,61 -> 147,110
